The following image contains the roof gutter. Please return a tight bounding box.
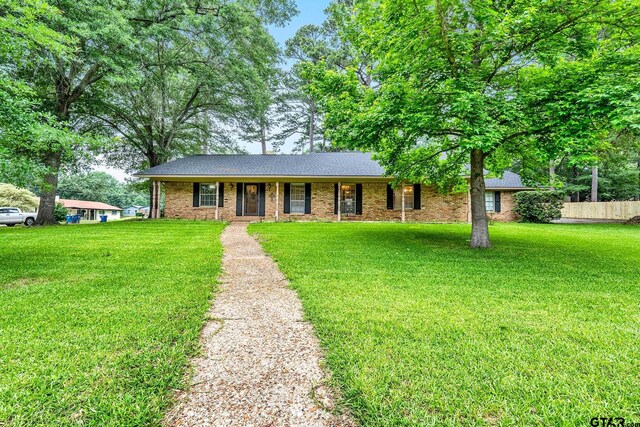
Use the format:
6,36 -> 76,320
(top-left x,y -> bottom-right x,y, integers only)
134,174 -> 394,182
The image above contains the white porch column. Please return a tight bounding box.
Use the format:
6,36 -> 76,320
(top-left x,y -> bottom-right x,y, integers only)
337,182 -> 341,222
151,180 -> 157,219
156,181 -> 162,219
215,182 -> 220,220
275,181 -> 280,222
401,184 -> 406,223
467,187 -> 472,223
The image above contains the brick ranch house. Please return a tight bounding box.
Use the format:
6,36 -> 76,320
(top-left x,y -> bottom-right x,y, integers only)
135,152 -> 531,222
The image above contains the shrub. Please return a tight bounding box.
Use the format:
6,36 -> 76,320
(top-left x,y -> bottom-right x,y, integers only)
514,191 -> 564,223
54,203 -> 69,222
0,183 -> 38,211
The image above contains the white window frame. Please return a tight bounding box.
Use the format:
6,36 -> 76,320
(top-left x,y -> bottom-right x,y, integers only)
394,185 -> 414,210
200,183 -> 217,207
485,191 -> 495,212
289,183 -> 306,214
340,183 -> 357,215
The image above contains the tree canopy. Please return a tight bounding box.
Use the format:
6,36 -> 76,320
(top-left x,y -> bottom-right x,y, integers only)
58,172 -> 149,208
1,0 -> 296,223
307,0 -> 640,246
0,183 -> 39,211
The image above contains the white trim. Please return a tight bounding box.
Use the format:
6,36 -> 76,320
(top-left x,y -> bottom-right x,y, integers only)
215,182 -> 219,220
337,182 -> 341,222
401,186 -> 405,223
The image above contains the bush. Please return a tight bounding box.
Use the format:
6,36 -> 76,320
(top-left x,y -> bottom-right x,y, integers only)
54,203 -> 69,222
514,191 -> 564,223
0,183 -> 38,211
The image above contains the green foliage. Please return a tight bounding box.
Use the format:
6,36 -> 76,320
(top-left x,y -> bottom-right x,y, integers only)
306,0 -> 639,246
252,222 -> 640,425
0,220 -> 224,424
0,183 -> 38,210
58,172 -> 148,208
514,191 -> 564,223
97,0 -> 295,171
1,0 -> 138,223
547,131 -> 640,201
310,0 -> 639,181
53,202 -> 68,222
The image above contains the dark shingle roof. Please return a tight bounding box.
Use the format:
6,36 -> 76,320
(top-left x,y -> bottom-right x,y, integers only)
484,171 -> 530,189
136,152 -> 385,177
136,152 -> 529,189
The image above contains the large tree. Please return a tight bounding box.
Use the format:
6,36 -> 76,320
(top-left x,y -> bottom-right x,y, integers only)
4,0 -> 136,225
94,0 -> 295,213
278,24 -> 333,152
0,0 -> 71,190
309,0 -> 639,247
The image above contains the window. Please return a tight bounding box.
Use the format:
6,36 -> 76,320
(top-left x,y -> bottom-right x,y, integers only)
394,185 -> 414,210
112,211 -> 118,215
340,184 -> 356,215
289,183 -> 305,214
200,183 -> 217,207
485,191 -> 495,212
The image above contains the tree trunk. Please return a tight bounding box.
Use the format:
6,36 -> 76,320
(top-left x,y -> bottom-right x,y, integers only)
591,165 -> 598,202
260,123 -> 267,155
571,165 -> 580,202
36,151 -> 62,225
469,149 -> 490,248
309,99 -> 315,152
549,160 -> 556,190
147,152 -> 161,218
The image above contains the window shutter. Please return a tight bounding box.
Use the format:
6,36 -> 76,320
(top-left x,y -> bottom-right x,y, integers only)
193,183 -> 200,207
304,183 -> 311,214
218,183 -> 224,207
356,183 -> 363,215
236,183 -> 243,216
386,184 -> 394,210
413,184 -> 421,210
334,183 -> 339,214
258,183 -> 266,217
494,191 -> 501,213
283,183 -> 291,214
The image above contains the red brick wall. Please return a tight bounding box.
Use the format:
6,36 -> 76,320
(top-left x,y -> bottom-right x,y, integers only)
164,180 -> 470,222
487,191 -> 519,222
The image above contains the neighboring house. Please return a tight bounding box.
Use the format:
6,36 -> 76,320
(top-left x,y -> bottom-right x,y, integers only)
138,206 -> 150,216
135,152 -> 531,222
123,205 -> 143,217
59,199 -> 122,221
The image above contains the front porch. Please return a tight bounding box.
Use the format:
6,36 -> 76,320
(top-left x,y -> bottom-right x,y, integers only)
162,180 -> 470,223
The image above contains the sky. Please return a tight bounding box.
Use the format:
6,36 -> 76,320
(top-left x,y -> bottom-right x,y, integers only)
95,0 -> 332,181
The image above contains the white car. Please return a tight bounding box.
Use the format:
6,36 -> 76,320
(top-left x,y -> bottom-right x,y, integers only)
0,207 -> 37,226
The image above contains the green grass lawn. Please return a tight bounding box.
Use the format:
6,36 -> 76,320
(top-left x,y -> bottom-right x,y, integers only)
0,220 -> 224,426
250,222 -> 640,426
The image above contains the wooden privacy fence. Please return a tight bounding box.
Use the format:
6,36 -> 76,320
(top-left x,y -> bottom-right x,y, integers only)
562,201 -> 640,220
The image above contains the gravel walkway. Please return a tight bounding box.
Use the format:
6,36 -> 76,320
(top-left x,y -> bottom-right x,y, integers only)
165,222 -> 353,427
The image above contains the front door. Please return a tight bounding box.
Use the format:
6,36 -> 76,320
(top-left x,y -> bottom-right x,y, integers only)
244,184 -> 259,216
